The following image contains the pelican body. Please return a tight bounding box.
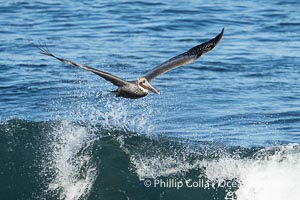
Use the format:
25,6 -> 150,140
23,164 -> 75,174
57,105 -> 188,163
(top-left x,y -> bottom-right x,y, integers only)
115,78 -> 155,99
38,28 -> 224,99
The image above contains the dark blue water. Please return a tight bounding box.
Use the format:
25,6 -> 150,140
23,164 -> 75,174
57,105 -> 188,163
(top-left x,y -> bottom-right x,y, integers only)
1,1 -> 300,200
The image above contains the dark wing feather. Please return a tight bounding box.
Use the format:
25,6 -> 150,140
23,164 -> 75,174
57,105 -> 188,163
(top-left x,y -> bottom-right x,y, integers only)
144,28 -> 224,82
37,46 -> 127,87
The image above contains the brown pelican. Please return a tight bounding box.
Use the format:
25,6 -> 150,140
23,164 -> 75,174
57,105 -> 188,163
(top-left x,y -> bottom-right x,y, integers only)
38,28 -> 224,99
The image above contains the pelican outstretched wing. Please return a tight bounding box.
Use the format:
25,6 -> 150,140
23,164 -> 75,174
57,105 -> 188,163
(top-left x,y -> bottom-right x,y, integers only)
144,28 -> 224,82
37,46 -> 128,87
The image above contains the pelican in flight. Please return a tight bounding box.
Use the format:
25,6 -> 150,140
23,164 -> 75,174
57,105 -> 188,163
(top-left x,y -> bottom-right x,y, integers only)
38,28 -> 224,99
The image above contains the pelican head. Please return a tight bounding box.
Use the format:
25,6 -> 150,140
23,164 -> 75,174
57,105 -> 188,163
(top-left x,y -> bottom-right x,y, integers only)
137,77 -> 160,95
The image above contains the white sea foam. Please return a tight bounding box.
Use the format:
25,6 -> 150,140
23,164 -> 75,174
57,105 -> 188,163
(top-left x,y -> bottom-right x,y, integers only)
236,144 -> 300,200
44,121 -> 97,200
128,143 -> 300,200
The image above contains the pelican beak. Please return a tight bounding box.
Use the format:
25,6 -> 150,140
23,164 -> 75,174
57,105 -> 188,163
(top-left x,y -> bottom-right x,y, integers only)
141,81 -> 160,95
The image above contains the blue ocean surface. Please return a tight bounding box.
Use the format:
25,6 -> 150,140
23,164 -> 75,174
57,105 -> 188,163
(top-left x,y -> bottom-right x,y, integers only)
0,0 -> 300,200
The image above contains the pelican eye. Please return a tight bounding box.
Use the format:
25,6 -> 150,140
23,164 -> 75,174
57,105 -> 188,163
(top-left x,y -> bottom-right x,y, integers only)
142,80 -> 146,83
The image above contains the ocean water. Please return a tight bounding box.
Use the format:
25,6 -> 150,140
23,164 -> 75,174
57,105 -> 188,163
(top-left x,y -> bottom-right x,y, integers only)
1,0 -> 300,199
